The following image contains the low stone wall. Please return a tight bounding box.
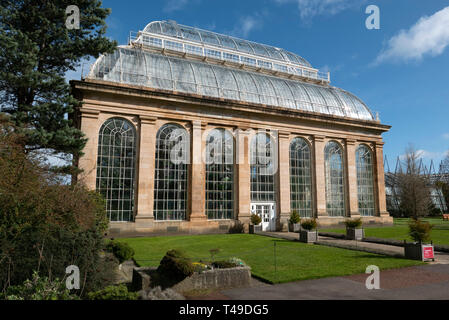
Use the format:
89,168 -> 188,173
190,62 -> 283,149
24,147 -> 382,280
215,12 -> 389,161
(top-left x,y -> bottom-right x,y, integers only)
132,266 -> 252,293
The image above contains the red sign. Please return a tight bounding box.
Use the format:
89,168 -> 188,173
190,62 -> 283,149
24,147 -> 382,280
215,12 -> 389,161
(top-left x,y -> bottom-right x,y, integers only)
423,246 -> 434,260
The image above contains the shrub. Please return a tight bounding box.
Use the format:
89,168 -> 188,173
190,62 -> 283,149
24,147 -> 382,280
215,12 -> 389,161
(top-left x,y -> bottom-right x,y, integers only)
344,218 -> 362,229
1,271 -> 79,300
228,221 -> 245,234
0,121 -> 111,295
289,210 -> 301,224
228,257 -> 248,267
408,219 -> 434,243
301,219 -> 317,231
156,250 -> 194,285
211,260 -> 237,269
250,214 -> 262,225
106,240 -> 135,264
87,284 -> 138,300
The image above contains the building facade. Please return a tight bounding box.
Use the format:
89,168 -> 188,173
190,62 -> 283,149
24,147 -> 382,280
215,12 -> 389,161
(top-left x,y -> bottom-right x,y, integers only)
71,20 -> 393,237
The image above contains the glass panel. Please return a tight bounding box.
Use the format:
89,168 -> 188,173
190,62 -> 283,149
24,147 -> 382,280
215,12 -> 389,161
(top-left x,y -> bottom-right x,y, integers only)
191,63 -> 219,97
356,145 -> 375,216
212,65 -> 239,100
205,129 -> 234,220
233,38 -> 254,54
325,141 -> 345,216
169,58 -> 197,93
154,124 -> 189,221
232,70 -> 259,104
251,74 -> 278,106
145,52 -> 173,90
96,118 -> 137,222
216,34 -> 237,50
251,133 -> 276,202
198,30 -> 220,46
290,137 -> 313,217
179,26 -> 202,42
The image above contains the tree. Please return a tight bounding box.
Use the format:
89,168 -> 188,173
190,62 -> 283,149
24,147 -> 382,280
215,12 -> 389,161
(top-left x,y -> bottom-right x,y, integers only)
0,116 -> 114,295
396,145 -> 432,219
0,0 -> 116,172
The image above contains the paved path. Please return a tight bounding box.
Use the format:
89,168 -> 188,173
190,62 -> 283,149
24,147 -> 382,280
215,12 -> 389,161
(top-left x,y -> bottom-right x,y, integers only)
219,264 -> 449,300
259,231 -> 449,264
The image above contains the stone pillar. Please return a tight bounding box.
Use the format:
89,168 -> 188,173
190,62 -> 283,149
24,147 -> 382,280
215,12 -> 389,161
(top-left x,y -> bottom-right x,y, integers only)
77,108 -> 100,190
190,120 -> 206,222
374,142 -> 389,217
313,136 -> 327,217
278,131 -> 291,231
236,127 -> 251,227
135,115 -> 157,228
345,139 -> 360,218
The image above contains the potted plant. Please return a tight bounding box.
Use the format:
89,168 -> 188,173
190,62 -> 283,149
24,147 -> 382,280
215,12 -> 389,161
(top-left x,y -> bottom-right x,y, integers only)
249,214 -> 262,234
344,218 -> 364,240
404,219 -> 435,261
299,218 -> 318,243
288,210 -> 301,232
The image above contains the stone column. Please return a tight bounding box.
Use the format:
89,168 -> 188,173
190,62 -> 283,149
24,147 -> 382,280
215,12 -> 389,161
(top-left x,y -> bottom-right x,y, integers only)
278,131 -> 291,231
345,139 -> 360,218
313,136 -> 327,217
189,120 -> 206,222
135,115 -> 157,228
374,142 -> 389,217
236,127 -> 251,227
77,108 -> 100,190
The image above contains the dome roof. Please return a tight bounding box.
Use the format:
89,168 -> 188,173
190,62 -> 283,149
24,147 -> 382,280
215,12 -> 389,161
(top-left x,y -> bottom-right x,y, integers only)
88,45 -> 374,121
143,20 -> 312,68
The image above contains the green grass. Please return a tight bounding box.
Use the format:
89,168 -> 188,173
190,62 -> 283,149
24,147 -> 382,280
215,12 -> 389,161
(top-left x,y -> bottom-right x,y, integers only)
321,217 -> 449,246
119,234 -> 423,284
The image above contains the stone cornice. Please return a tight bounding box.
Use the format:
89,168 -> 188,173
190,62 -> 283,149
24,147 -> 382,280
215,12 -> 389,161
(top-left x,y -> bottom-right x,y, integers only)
71,80 -> 391,134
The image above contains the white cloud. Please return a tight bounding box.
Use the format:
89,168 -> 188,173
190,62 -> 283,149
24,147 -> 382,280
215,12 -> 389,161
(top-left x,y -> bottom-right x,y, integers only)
443,133 -> 449,140
163,0 -> 189,13
375,6 -> 449,64
275,0 -> 362,22
228,14 -> 266,38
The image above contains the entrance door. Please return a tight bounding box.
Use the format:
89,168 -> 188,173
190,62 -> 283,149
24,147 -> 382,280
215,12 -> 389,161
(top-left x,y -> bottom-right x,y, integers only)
250,203 -> 276,231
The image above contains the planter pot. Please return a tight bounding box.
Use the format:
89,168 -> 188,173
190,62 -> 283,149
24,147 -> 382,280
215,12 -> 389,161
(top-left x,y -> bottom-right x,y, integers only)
404,243 -> 435,261
346,228 -> 364,241
288,223 -> 301,233
249,224 -> 262,234
299,230 -> 318,243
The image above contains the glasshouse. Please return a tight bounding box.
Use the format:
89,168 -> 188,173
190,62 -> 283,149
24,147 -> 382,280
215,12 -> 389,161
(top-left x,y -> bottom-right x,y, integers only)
71,20 -> 393,236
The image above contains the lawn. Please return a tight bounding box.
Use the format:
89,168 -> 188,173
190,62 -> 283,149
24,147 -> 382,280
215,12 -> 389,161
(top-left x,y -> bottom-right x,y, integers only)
321,217 -> 449,246
119,234 -> 423,284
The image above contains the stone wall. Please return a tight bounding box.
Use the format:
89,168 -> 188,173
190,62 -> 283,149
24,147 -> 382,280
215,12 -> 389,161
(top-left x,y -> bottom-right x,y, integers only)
132,266 -> 252,293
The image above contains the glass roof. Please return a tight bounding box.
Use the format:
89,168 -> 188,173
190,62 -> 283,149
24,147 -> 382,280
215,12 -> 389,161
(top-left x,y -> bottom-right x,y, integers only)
143,20 -> 312,68
88,46 -> 374,121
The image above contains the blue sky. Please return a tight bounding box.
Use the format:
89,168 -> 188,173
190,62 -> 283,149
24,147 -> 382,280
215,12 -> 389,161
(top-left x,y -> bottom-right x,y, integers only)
70,0 -> 449,171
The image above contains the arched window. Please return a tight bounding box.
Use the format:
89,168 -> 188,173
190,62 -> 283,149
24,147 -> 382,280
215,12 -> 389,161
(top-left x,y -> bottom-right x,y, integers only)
290,137 -> 312,217
205,128 -> 234,219
96,118 -> 136,222
153,124 -> 189,220
356,145 -> 375,216
325,141 -> 345,216
250,133 -> 276,202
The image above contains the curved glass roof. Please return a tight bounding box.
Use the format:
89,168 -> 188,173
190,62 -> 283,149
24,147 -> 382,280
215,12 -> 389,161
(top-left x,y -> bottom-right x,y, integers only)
143,20 -> 312,68
88,46 -> 374,121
